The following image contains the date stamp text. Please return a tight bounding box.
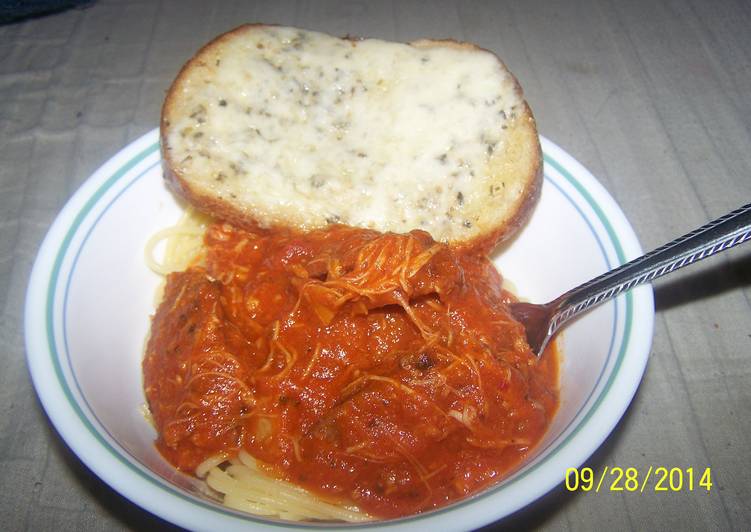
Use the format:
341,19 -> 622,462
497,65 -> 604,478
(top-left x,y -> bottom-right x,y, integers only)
565,466 -> 713,493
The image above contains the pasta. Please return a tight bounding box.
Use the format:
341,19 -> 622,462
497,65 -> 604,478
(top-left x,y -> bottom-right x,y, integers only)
145,212 -> 372,521
203,451 -> 369,521
142,213 -> 559,521
144,207 -> 209,275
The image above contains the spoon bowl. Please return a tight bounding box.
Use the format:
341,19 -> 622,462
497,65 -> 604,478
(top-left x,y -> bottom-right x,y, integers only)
512,202 -> 751,357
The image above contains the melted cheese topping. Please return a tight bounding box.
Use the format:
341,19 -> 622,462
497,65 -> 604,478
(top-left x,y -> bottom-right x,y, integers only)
166,26 -> 523,237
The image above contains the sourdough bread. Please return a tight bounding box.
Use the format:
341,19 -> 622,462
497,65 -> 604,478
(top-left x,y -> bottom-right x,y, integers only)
161,25 -> 541,251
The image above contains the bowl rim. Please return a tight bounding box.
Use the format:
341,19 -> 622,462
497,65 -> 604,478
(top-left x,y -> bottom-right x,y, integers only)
24,128 -> 654,531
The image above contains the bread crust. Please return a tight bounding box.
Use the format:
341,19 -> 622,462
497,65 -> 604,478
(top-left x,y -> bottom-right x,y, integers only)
409,39 -> 542,253
161,24 -> 273,235
161,25 -> 542,253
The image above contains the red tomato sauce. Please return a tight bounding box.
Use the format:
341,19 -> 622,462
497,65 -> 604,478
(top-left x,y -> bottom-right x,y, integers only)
143,223 -> 558,518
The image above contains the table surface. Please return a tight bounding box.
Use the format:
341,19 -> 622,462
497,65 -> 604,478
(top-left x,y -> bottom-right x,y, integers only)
2,0 -> 750,530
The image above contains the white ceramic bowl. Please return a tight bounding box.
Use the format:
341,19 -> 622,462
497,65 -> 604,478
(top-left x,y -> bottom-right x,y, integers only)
25,129 -> 654,531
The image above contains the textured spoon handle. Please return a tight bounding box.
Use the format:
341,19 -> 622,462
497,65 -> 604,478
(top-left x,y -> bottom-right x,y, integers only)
547,202 -> 751,337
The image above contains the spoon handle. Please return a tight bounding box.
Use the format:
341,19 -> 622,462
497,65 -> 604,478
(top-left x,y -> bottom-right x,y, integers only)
547,202 -> 751,338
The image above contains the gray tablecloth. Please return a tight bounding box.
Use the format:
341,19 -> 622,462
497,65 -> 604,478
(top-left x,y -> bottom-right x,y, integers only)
2,0 -> 750,530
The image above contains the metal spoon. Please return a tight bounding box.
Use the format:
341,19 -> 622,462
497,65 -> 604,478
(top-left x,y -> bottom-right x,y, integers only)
510,202 -> 751,357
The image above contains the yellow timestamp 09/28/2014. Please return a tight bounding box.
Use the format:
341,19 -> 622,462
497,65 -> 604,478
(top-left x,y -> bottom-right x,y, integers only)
564,466 -> 713,493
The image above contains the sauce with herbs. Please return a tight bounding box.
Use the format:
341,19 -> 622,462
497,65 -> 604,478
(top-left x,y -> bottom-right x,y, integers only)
143,223 -> 558,518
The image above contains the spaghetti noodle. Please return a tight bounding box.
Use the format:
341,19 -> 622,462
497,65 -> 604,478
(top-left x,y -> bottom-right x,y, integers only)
143,207 -> 209,275
142,214 -> 558,521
